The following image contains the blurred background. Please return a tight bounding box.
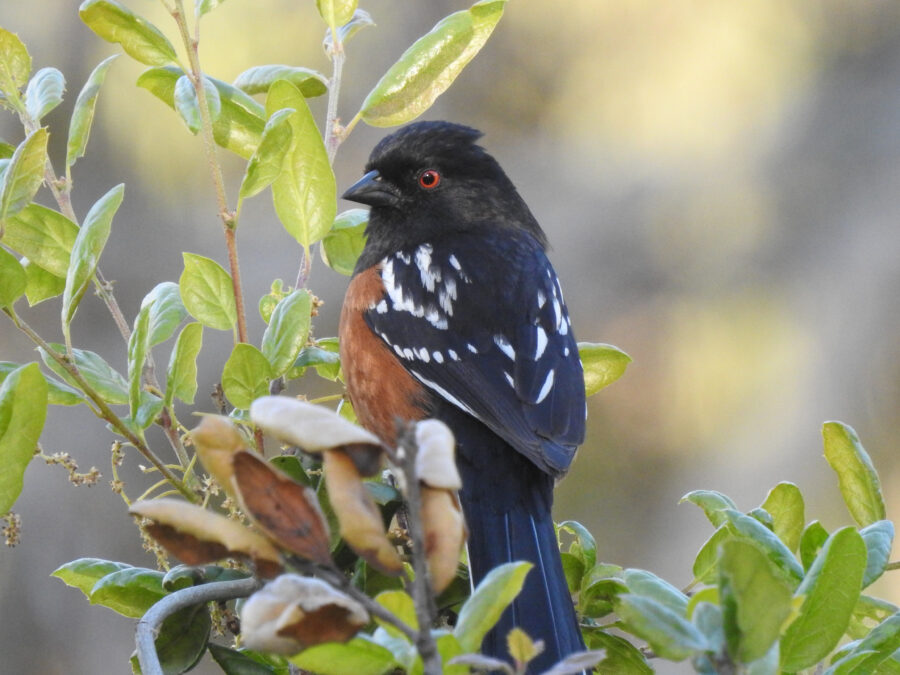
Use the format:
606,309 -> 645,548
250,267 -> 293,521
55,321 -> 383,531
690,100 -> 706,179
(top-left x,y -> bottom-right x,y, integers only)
2,1 -> 900,672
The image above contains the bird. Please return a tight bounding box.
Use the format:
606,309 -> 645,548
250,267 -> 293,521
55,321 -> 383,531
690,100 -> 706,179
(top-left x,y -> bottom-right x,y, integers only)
338,121 -> 587,672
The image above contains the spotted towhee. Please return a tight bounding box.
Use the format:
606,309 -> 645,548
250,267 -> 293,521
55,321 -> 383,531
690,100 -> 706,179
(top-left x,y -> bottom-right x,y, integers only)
339,121 -> 586,671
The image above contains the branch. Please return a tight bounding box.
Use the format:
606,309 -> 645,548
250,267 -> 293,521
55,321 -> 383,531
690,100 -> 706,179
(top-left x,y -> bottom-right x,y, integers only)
135,576 -> 262,675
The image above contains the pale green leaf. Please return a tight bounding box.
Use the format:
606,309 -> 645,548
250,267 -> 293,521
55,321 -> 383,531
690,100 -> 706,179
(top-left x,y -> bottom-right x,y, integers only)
0,247 -> 26,307
316,0 -> 358,33
290,635 -> 397,675
233,65 -> 328,98
174,74 -> 221,134
221,343 -> 272,410
454,561 -> 532,652
0,28 -> 31,100
375,590 -> 417,640
141,281 -> 188,346
623,569 -> 688,615
196,0 -> 226,18
321,208 -> 367,276
615,594 -> 708,661
860,520 -> 894,589
559,519 -> 597,570
579,342 -> 632,396
780,527 -> 867,672
0,363 -> 47,514
62,183 -> 124,327
680,489 -> 738,528
260,289 -> 312,377
828,614 -> 900,675
0,127 -> 48,221
0,361 -> 81,407
24,67 -> 65,121
89,566 -> 166,618
1,204 -> 78,277
127,301 -> 152,421
360,0 -> 507,127
67,54 -> 118,168
165,322 -> 202,406
266,79 -> 336,248
692,525 -> 730,585
761,481 -> 805,553
78,0 -> 177,66
40,343 -> 129,405
179,252 -> 236,331
823,421 -> 885,527
724,509 -> 803,585
800,520 -> 829,571
239,108 -> 294,200
51,557 -> 133,597
323,9 -> 375,55
21,258 -> 66,305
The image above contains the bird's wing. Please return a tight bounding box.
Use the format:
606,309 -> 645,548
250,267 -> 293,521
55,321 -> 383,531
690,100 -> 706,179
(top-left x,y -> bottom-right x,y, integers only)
363,238 -> 585,477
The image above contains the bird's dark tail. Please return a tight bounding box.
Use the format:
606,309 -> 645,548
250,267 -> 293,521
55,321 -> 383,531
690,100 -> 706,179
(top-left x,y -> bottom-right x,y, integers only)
446,407 -> 584,673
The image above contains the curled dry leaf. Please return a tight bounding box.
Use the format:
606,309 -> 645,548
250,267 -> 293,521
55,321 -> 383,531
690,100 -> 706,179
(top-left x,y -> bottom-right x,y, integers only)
190,415 -> 248,498
250,395 -> 384,476
421,486 -> 467,593
414,419 -> 460,489
129,498 -> 283,578
323,450 -> 403,576
231,451 -> 333,566
241,574 -> 369,654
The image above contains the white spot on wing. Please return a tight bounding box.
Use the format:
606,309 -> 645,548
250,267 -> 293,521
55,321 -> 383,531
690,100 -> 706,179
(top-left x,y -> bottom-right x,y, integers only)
536,369 -> 555,404
402,348 -> 414,361
432,351 -> 444,363
534,327 -> 548,359
448,349 -> 459,361
448,254 -> 462,271
494,334 -> 515,360
537,289 -> 547,309
504,371 -> 514,387
467,343 -> 477,354
416,244 -> 439,291
411,371 -> 478,419
375,299 -> 388,314
416,347 -> 430,362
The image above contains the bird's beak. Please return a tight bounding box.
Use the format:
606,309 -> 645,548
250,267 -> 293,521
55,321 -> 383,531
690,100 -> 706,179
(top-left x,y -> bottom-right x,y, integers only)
341,170 -> 399,207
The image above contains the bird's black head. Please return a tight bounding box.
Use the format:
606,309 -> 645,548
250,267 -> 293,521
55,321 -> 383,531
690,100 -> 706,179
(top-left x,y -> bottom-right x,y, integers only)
343,121 -> 546,263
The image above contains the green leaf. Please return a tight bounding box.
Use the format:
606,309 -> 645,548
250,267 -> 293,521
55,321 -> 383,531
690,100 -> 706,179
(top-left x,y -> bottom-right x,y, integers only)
823,421 -> 886,527
828,613 -> 900,675
559,519 -> 597,570
24,67 -> 65,121
0,28 -> 31,99
359,0 -> 507,127
289,635 -> 397,675
0,363 -> 48,514
133,390 -> 164,430
454,561 -> 532,652
0,361 -> 81,406
321,209 -> 368,276
233,65 -> 328,98
623,569 -> 688,615
0,127 -> 48,221
719,538 -> 793,664
222,343 -> 272,410
174,74 -> 221,134
800,520 -> 829,571
375,590 -> 417,640
584,630 -> 653,674
137,66 -> 265,159
260,289 -> 312,377
0,141 -> 15,158
680,490 -> 738,528
579,342 -> 632,396
2,204 -> 78,276
579,563 -> 628,618
127,301 -> 152,422
561,552 -> 585,596
179,252 -> 236,331
266,79 -> 336,249
153,602 -> 211,674
724,509 -> 803,585
40,343 -> 129,405
89,566 -> 166,618
323,9 -> 375,55
165,322 -> 203,406
615,594 -> 708,661
761,482 -> 805,553
860,520 -> 894,589
209,643 -> 289,674
780,527 -> 867,672
316,0 -> 358,33
62,183 -> 124,327
692,525 -> 730,585
435,631 -> 468,675
78,0 -> 177,66
239,108 -> 295,200
67,54 -> 118,168
51,557 -> 133,597
141,281 -> 188,347
291,344 -> 341,381
0,247 -> 26,307
22,258 -> 66,305
848,595 -> 899,641
196,0 -> 227,19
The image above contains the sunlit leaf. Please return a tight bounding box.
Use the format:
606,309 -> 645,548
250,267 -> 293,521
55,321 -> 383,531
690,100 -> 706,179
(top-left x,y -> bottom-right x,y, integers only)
579,342 -> 632,396
1,204 -> 78,277
165,322 -> 203,406
823,421 -> 885,528
40,343 -> 129,405
615,594 -> 708,661
24,67 -> 65,121
623,569 -> 688,615
174,74 -> 221,134
761,482 -> 804,553
289,635 -> 397,675
67,56 -> 117,168
21,258 -> 66,306
321,208 -> 367,276
141,281 -> 188,347
222,343 -> 272,410
691,525 -> 729,585
0,363 -> 47,514
454,561 -> 532,652
0,28 -> 32,99
0,247 -> 26,307
316,0 -> 358,34
780,527 -> 867,672
374,590 -> 417,640
584,630 -> 652,674
51,557 -> 132,597
127,301 -> 152,423
239,108 -> 294,200
266,79 -> 336,249
799,520 -> 828,571
0,361 -> 81,406
78,0 -> 177,66
0,127 -> 48,221
323,9 -> 375,55
179,252 -> 236,331
828,613 -> 900,675
88,566 -> 166,618
234,65 -> 328,98
724,509 -> 803,585
359,0 -> 507,127
261,289 -> 312,377
680,489 -> 738,528
196,0 -> 227,18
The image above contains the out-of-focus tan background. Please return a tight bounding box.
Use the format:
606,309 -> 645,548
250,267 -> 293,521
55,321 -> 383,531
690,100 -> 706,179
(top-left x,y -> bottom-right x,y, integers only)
2,1 -> 900,672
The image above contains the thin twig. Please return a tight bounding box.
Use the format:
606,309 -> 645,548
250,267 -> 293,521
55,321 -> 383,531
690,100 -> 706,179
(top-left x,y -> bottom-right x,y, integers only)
324,29 -> 346,165
136,576 -> 262,675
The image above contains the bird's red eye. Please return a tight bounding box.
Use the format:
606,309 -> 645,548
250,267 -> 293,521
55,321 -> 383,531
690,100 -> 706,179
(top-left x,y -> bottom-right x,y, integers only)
418,169 -> 441,189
